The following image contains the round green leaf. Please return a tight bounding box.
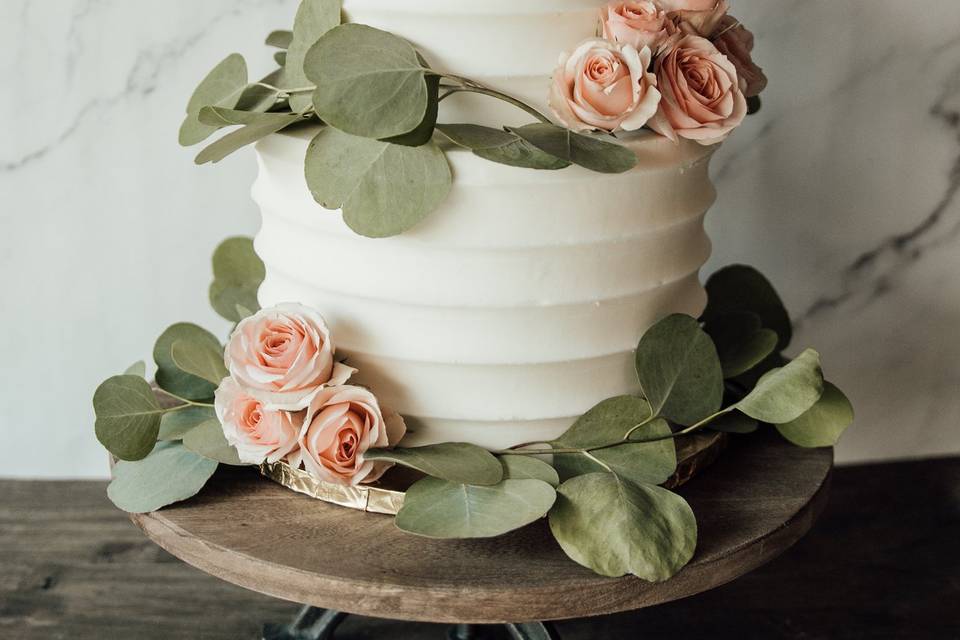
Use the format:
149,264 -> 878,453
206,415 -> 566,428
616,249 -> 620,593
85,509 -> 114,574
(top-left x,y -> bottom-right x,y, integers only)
124,361 -> 146,378
508,123 -> 637,174
108,442 -> 219,513
182,419 -> 244,466
396,477 -> 556,539
94,375 -> 164,461
549,473 -> 697,581
776,382 -> 853,447
704,311 -> 779,378
171,339 -> 228,386
153,324 -> 221,401
305,127 -> 451,237
437,124 -> 570,170
209,236 -> 265,322
553,419 -> 677,486
703,265 -> 793,351
305,24 -> 431,139
708,411 -> 759,434
278,0 -> 342,113
736,349 -> 824,424
179,53 -> 248,146
382,74 -> 440,147
500,456 -> 560,487
553,396 -> 654,448
265,29 -> 293,49
635,314 -> 724,426
159,405 -> 217,441
365,443 -> 503,486
194,113 -> 304,165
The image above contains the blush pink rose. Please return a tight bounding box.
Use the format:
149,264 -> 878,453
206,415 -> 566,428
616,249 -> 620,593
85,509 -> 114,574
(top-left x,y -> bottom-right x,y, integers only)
549,38 -> 661,133
600,1 -> 673,51
225,303 -> 355,410
648,34 -> 746,145
298,385 -> 407,486
713,16 -> 767,98
214,377 -> 302,466
661,0 -> 729,38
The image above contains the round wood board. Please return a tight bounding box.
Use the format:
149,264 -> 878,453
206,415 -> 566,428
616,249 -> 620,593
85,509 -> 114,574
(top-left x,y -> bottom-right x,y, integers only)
131,433 -> 832,624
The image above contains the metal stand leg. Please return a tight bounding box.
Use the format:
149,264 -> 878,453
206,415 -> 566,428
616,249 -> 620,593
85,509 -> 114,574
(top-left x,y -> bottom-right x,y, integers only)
447,623 -> 479,640
505,621 -> 562,640
263,605 -> 348,640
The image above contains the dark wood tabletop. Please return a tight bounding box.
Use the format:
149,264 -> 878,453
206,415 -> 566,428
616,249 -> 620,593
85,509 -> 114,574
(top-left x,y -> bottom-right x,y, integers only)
2,454 -> 958,639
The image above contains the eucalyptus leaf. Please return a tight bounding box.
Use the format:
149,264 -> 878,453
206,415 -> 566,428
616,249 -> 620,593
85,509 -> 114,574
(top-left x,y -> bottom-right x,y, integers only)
108,441 -> 219,513
305,24 -> 431,139
195,113 -> 303,165
124,361 -> 146,378
209,236 -> 265,322
703,265 -> 792,350
553,396 -> 654,449
158,405 -> 217,440
776,382 -> 853,447
382,74 -> 440,147
553,419 -> 677,486
507,123 -> 637,174
549,473 -> 696,581
708,411 -> 759,434
153,323 -> 221,400
500,456 -> 559,487
198,106 -> 287,127
179,53 -> 248,146
705,311 -> 779,378
235,69 -> 285,113
274,51 -> 287,67
736,349 -> 824,424
396,477 -> 556,539
635,314 -> 724,426
94,375 -> 164,461
304,127 -> 451,237
279,0 -> 342,113
265,29 -> 293,49
436,124 -> 570,170
171,339 -> 228,386
365,443 -> 502,486
182,418 -> 244,465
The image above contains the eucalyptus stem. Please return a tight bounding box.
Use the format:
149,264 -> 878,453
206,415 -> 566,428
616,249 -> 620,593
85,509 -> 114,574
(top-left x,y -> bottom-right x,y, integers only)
437,74 -> 553,124
155,388 -> 215,409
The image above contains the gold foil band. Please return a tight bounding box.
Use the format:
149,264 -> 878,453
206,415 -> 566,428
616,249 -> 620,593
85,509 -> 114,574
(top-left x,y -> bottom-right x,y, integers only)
259,462 -> 407,515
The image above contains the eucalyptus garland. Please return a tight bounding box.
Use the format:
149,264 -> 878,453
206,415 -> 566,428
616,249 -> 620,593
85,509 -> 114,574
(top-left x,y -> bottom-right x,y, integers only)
93,238 -> 853,581
179,0 -> 644,238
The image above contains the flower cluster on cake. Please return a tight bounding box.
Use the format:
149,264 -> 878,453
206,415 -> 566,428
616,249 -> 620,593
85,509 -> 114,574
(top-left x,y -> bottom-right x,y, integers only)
94,0 -> 851,583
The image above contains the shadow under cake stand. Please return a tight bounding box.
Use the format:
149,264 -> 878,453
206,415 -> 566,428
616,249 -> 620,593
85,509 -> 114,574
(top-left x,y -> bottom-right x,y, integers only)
129,432 -> 832,639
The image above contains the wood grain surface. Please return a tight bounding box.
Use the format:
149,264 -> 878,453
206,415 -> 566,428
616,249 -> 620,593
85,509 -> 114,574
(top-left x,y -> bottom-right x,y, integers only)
129,432 -> 832,623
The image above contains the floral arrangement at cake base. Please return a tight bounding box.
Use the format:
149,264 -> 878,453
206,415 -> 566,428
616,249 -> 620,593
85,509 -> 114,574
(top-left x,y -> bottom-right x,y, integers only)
94,239 -> 853,582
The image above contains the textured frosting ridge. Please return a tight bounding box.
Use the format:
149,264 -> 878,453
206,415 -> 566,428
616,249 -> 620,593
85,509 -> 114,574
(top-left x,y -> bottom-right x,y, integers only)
253,127 -> 717,449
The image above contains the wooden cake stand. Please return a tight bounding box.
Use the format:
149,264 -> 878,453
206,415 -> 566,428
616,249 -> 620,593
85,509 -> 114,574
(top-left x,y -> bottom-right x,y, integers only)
130,432 -> 832,639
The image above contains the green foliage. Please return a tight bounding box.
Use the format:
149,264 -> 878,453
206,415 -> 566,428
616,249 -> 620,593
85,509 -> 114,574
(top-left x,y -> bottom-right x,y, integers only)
553,419 -> 677,486
736,349 -> 824,424
124,361 -> 146,378
183,419 -> 244,465
500,456 -> 560,487
279,0 -> 342,113
108,442 -> 219,513
304,127 -> 451,237
552,396 -> 654,449
549,473 -> 697,581
94,375 -> 164,461
265,30 -> 293,49
171,339 -> 229,386
365,443 -> 503,486
194,113 -> 304,165
306,24 -> 432,139
382,75 -> 441,147
153,323 -> 221,401
436,124 -> 570,170
708,411 -> 759,434
635,314 -> 724,426
507,123 -> 638,174
703,265 -> 793,351
179,53 -> 248,147
776,382 -> 854,447
704,311 -> 779,378
396,477 -> 556,539
209,237 -> 265,323
158,405 -> 217,440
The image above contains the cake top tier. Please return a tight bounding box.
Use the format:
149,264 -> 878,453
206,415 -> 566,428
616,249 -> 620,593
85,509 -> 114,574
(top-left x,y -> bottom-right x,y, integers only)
341,0 -> 600,126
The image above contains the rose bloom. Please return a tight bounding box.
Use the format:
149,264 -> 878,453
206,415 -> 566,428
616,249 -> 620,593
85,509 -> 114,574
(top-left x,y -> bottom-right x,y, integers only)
648,34 -> 746,145
601,1 -> 673,51
661,0 -> 729,38
713,15 -> 767,98
225,303 -> 355,410
549,38 -> 661,133
215,377 -> 302,466
298,385 -> 407,486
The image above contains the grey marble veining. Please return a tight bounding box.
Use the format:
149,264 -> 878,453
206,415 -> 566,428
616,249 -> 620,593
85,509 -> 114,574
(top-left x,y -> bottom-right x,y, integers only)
1,0 -> 957,478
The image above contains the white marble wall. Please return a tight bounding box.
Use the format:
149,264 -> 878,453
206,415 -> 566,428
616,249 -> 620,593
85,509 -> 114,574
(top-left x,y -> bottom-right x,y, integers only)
1,0 -> 957,478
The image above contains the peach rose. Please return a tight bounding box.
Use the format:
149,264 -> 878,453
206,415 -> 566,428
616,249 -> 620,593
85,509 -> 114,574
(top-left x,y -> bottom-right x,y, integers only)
215,377 -> 302,466
713,16 -> 767,98
661,0 -> 729,38
648,34 -> 746,145
225,303 -> 355,410
298,385 -> 406,486
549,38 -> 661,133
601,1 -> 673,51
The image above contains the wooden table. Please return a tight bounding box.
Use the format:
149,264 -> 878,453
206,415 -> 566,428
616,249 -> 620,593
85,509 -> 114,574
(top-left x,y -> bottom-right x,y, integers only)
121,433 -> 831,638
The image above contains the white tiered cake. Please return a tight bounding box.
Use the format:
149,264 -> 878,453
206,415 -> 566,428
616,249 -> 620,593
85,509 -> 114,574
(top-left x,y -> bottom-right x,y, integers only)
253,0 -> 718,449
